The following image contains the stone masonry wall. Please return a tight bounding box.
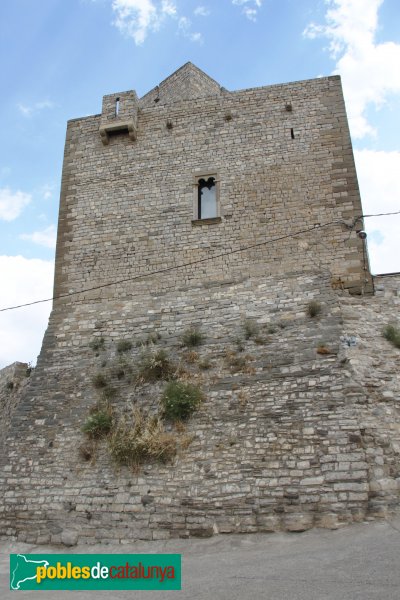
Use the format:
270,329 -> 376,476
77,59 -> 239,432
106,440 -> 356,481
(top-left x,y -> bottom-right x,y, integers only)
0,362 -> 29,449
0,272 -> 399,545
53,65 -> 371,308
2,66 -> 395,546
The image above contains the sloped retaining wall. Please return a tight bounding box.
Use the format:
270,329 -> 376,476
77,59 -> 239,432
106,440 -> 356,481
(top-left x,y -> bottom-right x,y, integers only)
0,273 -> 399,545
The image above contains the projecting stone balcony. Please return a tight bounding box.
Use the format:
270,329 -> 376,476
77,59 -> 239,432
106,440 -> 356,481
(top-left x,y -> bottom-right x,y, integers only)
99,119 -> 137,145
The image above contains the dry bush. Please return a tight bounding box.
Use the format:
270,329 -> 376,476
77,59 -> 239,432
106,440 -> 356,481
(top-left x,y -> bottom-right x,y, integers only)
109,408 -> 177,469
243,319 -> 259,340
185,350 -> 199,364
181,327 -> 204,348
136,349 -> 176,383
307,300 -> 322,318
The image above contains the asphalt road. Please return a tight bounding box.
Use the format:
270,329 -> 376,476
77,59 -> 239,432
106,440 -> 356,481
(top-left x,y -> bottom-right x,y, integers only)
1,518 -> 399,599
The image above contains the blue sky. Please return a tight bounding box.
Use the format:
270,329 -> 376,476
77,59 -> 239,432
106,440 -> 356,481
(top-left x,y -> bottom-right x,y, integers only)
0,0 -> 399,367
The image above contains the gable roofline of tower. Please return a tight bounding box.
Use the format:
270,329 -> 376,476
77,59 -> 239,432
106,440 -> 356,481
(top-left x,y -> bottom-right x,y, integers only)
66,70 -> 342,126
144,61 -> 222,95
139,61 -> 224,105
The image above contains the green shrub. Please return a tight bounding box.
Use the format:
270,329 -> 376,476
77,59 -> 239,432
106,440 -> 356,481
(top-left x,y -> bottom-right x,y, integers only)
243,319 -> 259,339
307,300 -> 322,318
92,372 -> 108,389
116,339 -> 132,354
109,409 -> 176,468
137,349 -> 175,382
82,407 -> 113,439
161,380 -> 203,421
181,327 -> 204,348
89,337 -> 105,352
383,324 -> 400,349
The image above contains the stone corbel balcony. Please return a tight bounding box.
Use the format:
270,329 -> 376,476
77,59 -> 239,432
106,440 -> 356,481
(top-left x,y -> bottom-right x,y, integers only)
99,90 -> 139,145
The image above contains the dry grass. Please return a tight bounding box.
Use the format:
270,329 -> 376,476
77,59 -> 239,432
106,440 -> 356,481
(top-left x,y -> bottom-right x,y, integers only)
225,350 -> 255,373
109,408 -> 177,469
136,349 -> 176,383
185,350 -> 199,364
78,440 -> 97,462
317,345 -> 331,355
307,300 -> 322,318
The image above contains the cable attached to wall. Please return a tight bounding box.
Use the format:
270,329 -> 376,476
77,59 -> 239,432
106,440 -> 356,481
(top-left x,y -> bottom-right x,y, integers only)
0,211 -> 399,313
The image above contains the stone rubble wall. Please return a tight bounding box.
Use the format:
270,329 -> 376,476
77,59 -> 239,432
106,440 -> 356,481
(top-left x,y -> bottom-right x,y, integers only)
338,274 -> 400,516
0,272 -> 398,545
1,68 -> 396,546
0,362 -> 29,449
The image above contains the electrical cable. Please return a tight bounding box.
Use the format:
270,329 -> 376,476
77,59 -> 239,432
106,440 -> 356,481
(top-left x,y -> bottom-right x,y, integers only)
0,210 -> 398,313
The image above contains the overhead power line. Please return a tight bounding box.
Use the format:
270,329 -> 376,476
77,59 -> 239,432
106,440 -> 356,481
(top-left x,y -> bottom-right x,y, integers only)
0,210 -> 399,313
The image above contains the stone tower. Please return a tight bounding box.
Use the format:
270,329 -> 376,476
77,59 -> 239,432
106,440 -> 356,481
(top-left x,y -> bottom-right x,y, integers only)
2,64 -> 399,546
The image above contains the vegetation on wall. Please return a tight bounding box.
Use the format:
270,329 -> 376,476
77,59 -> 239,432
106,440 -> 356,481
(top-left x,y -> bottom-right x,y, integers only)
116,339 -> 133,354
161,380 -> 203,421
136,348 -> 176,382
81,405 -> 113,439
80,336 -> 204,470
109,408 -> 177,469
307,300 -> 322,318
243,319 -> 259,340
383,324 -> 400,349
181,327 -> 204,348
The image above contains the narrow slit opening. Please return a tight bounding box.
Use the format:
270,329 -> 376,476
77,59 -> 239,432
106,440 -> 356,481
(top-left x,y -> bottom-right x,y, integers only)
115,97 -> 120,117
290,128 -> 295,139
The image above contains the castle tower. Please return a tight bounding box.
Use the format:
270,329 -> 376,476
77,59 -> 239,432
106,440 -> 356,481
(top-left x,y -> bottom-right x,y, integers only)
5,65 -> 399,549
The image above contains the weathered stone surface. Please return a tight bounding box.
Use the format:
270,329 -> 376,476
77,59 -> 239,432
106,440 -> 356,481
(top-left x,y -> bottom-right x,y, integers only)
283,514 -> 314,532
0,64 -> 398,546
61,530 -> 78,547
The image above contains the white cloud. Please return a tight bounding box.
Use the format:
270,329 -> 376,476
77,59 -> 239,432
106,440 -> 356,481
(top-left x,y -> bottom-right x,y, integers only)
0,188 -> 31,221
178,16 -> 202,43
110,0 -> 210,43
17,100 -> 55,118
194,6 -> 210,17
232,0 -> 262,21
304,0 -> 400,139
0,256 -> 54,368
20,225 -> 57,249
112,0 -> 177,44
354,149 -> 400,274
161,0 -> 176,16
40,183 -> 55,201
